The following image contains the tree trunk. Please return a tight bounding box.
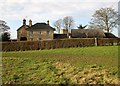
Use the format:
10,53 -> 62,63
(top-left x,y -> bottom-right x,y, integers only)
106,15 -> 109,33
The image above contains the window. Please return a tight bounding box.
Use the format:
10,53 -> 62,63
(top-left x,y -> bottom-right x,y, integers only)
39,31 -> 42,34
47,31 -> 50,34
30,38 -> 33,41
30,31 -> 33,34
46,37 -> 51,40
38,38 -> 41,40
46,38 -> 51,40
20,37 -> 27,41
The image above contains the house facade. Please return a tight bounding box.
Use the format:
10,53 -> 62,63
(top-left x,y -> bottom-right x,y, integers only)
17,19 -> 55,41
17,19 -> 117,41
17,19 -> 29,41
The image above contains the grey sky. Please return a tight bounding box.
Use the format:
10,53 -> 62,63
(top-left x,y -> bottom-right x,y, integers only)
0,0 -> 119,39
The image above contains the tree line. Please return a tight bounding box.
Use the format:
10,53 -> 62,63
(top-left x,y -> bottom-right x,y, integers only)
54,7 -> 118,34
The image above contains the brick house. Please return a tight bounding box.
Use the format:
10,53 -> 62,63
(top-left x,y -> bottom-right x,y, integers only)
17,19 -> 29,41
17,19 -> 55,41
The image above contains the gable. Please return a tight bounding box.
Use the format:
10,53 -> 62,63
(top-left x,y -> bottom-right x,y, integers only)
17,25 -> 29,31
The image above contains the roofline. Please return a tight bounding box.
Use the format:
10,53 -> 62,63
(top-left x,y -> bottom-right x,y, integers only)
27,23 -> 55,30
17,25 -> 29,31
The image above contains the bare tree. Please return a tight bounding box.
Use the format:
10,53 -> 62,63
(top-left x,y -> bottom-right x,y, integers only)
54,19 -> 62,34
89,7 -> 118,33
87,29 -> 105,38
63,16 -> 75,33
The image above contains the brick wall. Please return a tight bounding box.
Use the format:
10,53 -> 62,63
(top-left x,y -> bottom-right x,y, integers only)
27,30 -> 54,41
17,26 -> 28,41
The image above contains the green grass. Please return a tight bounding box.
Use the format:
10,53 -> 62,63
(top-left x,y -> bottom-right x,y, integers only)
2,46 -> 119,84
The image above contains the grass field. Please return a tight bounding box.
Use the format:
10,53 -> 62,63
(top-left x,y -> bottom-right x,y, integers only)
2,46 -> 119,84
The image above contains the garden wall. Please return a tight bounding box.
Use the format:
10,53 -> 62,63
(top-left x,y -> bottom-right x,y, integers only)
1,38 -> 120,52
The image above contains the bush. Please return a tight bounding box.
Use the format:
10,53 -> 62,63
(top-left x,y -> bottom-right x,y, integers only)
1,38 -> 120,52
98,38 -> 120,46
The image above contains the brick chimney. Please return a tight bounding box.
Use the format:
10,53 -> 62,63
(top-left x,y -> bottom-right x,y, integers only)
29,19 -> 32,27
47,20 -> 49,25
23,19 -> 26,25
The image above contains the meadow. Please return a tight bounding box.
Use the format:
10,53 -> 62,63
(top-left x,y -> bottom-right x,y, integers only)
2,46 -> 119,84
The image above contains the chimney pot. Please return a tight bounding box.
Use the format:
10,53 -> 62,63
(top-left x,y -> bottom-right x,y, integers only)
29,19 -> 32,27
23,19 -> 26,25
47,20 -> 49,25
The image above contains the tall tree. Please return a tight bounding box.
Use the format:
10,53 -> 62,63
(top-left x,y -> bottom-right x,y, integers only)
54,19 -> 62,34
89,7 -> 118,33
0,20 -> 10,41
0,20 -> 10,33
1,32 -> 10,41
63,16 -> 74,33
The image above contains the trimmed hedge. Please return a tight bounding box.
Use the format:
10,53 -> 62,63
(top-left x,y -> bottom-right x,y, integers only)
98,38 -> 120,46
1,38 -> 120,52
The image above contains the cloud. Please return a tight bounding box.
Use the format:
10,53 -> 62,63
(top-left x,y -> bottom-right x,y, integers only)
0,0 -> 118,21
0,0 -> 119,38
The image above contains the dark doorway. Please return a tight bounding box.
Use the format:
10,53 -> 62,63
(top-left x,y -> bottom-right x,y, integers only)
20,37 -> 27,41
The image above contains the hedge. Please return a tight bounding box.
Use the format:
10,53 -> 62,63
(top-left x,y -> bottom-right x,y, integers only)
1,38 -> 120,52
97,38 -> 120,46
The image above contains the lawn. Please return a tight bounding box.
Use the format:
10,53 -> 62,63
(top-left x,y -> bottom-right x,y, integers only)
2,46 -> 119,84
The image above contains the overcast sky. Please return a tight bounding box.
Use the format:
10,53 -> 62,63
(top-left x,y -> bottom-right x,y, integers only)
0,0 -> 119,39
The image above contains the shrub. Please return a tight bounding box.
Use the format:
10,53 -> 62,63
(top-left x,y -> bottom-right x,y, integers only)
98,38 -> 120,46
1,38 -> 120,52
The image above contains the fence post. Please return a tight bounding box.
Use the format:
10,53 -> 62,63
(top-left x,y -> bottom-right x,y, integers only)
95,38 -> 98,46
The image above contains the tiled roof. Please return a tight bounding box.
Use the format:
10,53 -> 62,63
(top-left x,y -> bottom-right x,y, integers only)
71,29 -> 105,38
27,23 -> 55,31
104,33 -> 118,38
